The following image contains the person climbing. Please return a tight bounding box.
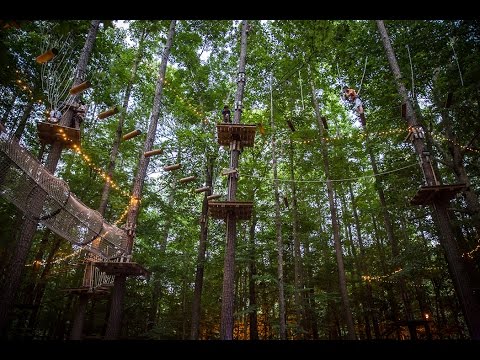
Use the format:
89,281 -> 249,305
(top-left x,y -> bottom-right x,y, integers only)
342,85 -> 366,126
222,105 -> 231,123
49,108 -> 62,123
71,100 -> 87,129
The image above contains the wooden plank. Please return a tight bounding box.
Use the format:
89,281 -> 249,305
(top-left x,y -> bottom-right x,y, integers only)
36,48 -> 58,64
410,183 -> 466,205
93,261 -> 149,278
37,121 -> 81,149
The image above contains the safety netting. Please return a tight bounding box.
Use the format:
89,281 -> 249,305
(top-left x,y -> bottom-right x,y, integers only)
0,131 -> 128,260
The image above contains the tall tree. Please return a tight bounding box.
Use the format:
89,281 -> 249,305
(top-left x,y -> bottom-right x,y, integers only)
377,19 -> 480,340
104,20 -> 176,340
309,70 -> 356,340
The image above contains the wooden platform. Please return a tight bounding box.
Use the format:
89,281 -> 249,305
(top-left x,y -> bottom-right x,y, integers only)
216,124 -> 256,147
37,121 -> 81,149
208,201 -> 253,220
410,183 -> 466,205
93,261 -> 149,278
63,286 -> 110,296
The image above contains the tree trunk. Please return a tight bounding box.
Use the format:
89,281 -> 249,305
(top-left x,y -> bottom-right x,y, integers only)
248,206 -> 259,340
70,28 -> 148,340
289,137 -> 306,337
190,156 -> 214,339
269,76 -> 287,340
220,20 -> 249,341
309,74 -> 356,340
12,99 -> 34,142
377,19 -> 480,339
104,20 -> 176,340
348,183 -> 380,339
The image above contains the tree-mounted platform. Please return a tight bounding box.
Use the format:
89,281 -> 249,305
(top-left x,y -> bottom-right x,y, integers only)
216,123 -> 256,147
37,121 -> 81,149
410,183 -> 466,206
208,201 -> 253,220
93,261 -> 149,278
63,286 -> 111,297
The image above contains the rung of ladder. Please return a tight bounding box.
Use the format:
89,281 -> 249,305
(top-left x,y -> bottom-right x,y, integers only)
163,163 -> 181,171
144,149 -> 163,157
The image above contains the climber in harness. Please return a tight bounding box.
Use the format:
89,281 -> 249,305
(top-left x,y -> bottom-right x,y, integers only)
222,105 -> 231,123
49,108 -> 62,124
342,85 -> 366,126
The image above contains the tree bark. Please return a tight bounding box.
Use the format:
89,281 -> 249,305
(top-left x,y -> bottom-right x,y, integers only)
190,156 -> 214,339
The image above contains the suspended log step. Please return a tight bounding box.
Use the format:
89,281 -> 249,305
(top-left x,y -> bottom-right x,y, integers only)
195,186 -> 210,193
410,183 -> 466,206
208,201 -> 253,220
207,194 -> 221,200
93,261 -> 149,278
216,123 -> 256,147
37,121 -> 81,149
144,149 -> 163,158
97,106 -> 119,119
36,48 -> 58,64
69,81 -> 92,95
179,176 -> 196,183
163,163 -> 181,171
122,129 -> 141,141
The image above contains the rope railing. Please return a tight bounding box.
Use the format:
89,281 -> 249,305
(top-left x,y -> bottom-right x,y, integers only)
0,131 -> 128,259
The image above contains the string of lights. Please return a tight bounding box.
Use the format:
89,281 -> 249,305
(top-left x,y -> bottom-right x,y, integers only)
432,133 -> 480,154
25,246 -> 84,267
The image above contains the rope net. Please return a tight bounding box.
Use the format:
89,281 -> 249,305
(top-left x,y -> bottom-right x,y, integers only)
0,132 -> 128,260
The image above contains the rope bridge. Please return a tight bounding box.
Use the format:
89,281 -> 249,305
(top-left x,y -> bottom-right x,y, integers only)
0,131 -> 128,260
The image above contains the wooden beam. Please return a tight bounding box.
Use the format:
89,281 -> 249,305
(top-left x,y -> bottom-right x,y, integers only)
163,163 -> 181,171
97,106 -> 119,120
36,48 -> 58,64
122,129 -> 141,141
69,81 -> 92,95
144,149 -> 163,158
